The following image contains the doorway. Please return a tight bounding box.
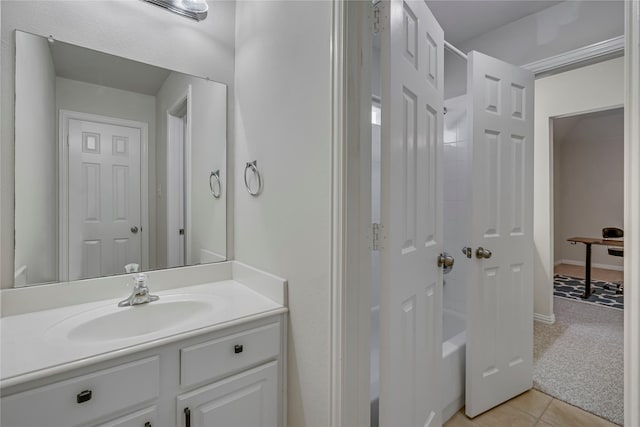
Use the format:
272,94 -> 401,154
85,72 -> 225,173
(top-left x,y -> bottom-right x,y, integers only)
59,110 -> 149,281
368,1 -> 535,420
166,92 -> 190,268
552,107 -> 624,293
532,107 -> 625,425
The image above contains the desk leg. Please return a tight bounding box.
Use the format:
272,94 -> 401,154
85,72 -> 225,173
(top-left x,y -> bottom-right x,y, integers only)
581,243 -> 593,298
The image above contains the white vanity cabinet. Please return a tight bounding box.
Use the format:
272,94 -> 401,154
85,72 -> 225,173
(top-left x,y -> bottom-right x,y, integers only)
176,362 -> 278,427
96,406 -> 158,427
1,315 -> 286,427
1,357 -> 160,427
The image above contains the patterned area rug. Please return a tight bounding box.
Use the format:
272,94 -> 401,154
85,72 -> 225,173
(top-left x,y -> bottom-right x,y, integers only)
554,274 -> 623,310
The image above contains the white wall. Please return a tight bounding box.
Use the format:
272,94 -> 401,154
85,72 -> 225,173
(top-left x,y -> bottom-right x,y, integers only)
553,109 -> 624,268
443,95 -> 469,315
445,0 -> 625,98
1,0 -> 236,288
234,1 -> 333,425
14,31 -> 56,285
155,72 -> 227,268
534,57 -> 624,319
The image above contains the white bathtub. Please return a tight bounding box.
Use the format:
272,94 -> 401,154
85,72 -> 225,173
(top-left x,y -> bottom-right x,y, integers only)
441,308 -> 466,422
370,307 -> 466,424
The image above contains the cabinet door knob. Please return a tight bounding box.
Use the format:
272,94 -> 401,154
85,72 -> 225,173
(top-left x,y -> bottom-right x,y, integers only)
144,423 -> 152,427
76,389 -> 92,404
234,344 -> 244,354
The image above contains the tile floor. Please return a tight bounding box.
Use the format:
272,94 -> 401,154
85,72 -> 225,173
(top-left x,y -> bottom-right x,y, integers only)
444,389 -> 619,427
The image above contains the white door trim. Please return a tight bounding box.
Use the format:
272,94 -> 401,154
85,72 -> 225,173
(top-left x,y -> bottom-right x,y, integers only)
59,110 -> 149,281
329,0 -> 374,426
624,2 -> 640,425
522,36 -> 624,76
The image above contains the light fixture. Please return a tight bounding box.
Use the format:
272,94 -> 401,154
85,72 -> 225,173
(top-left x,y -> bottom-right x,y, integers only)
143,0 -> 208,21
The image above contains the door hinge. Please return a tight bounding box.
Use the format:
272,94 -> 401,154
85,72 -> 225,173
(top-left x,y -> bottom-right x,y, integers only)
372,2 -> 383,34
372,223 -> 383,251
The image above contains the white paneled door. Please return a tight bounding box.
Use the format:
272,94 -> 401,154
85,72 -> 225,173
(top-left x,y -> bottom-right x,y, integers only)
379,0 -> 444,425
67,117 -> 142,280
465,51 -> 535,417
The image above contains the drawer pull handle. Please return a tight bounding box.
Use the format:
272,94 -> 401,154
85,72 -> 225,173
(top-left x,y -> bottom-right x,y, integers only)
145,423 -> 152,427
76,389 -> 92,404
234,344 -> 244,354
184,407 -> 191,427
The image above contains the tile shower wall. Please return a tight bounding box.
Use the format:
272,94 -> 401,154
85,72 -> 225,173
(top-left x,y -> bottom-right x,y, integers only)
443,95 -> 470,316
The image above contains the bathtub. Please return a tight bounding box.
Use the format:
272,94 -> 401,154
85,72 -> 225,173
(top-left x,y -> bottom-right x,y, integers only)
441,308 -> 466,422
370,307 -> 466,424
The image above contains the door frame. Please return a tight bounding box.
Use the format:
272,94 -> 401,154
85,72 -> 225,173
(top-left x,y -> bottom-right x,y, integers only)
58,110 -> 149,281
623,2 -> 640,424
331,1 -> 640,426
165,86 -> 192,267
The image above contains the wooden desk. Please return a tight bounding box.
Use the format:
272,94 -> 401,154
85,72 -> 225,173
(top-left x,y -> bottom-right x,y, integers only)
567,237 -> 624,298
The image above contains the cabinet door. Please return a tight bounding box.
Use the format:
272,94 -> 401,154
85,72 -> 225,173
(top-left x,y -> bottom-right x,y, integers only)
177,362 -> 278,427
94,405 -> 157,427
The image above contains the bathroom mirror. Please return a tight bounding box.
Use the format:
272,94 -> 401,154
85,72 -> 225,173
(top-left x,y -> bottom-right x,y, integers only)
12,30 -> 227,287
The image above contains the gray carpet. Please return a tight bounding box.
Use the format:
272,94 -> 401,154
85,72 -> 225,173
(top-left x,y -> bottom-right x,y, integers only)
534,297 -> 623,425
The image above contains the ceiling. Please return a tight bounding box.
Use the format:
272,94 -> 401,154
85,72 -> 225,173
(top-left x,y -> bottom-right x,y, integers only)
426,0 -> 564,45
50,38 -> 171,96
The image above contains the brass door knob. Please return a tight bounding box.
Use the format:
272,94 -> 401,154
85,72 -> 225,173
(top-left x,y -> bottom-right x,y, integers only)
475,247 -> 492,259
437,252 -> 455,274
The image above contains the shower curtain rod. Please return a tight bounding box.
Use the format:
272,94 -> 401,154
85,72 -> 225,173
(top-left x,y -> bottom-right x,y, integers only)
445,41 -> 468,61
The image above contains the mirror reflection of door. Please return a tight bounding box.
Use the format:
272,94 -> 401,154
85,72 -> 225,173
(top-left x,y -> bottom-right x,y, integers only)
166,90 -> 190,268
62,112 -> 146,281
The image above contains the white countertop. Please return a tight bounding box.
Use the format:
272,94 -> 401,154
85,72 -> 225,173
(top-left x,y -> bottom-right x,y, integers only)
1,266 -> 287,389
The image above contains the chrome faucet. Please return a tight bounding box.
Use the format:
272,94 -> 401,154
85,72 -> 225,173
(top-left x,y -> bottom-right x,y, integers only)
118,273 -> 159,307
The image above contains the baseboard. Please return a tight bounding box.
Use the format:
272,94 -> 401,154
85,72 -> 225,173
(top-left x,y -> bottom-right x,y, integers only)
534,312 -> 556,325
557,259 -> 624,272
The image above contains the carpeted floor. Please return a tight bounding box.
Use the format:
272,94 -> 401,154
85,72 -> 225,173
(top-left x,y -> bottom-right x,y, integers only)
534,297 -> 623,426
554,274 -> 623,310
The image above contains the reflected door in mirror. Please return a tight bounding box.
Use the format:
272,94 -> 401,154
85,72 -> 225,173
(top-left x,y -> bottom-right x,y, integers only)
66,117 -> 142,280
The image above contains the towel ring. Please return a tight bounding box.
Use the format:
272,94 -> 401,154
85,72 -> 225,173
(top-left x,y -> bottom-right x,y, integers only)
209,170 -> 222,199
244,160 -> 263,196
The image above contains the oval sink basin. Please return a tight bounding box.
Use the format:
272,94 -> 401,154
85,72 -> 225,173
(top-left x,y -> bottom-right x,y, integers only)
47,294 -> 223,343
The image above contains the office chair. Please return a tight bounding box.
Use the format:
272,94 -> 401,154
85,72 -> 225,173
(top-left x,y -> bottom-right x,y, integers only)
602,227 -> 623,294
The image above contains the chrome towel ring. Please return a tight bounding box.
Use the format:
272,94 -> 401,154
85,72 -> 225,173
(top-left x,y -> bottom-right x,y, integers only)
244,160 -> 263,196
209,170 -> 222,199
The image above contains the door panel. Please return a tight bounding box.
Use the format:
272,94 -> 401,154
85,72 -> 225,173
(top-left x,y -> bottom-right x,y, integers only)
68,119 -> 142,280
379,1 -> 444,425
465,51 -> 534,418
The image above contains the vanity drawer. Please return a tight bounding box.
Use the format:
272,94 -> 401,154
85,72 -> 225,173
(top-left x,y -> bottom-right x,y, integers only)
181,322 -> 280,387
1,356 -> 159,427
95,405 -> 157,427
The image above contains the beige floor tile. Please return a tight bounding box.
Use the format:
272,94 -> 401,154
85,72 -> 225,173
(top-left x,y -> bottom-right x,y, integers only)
534,421 -> 554,427
444,412 -> 478,427
506,389 -> 553,419
473,404 -> 537,427
540,399 -> 619,427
